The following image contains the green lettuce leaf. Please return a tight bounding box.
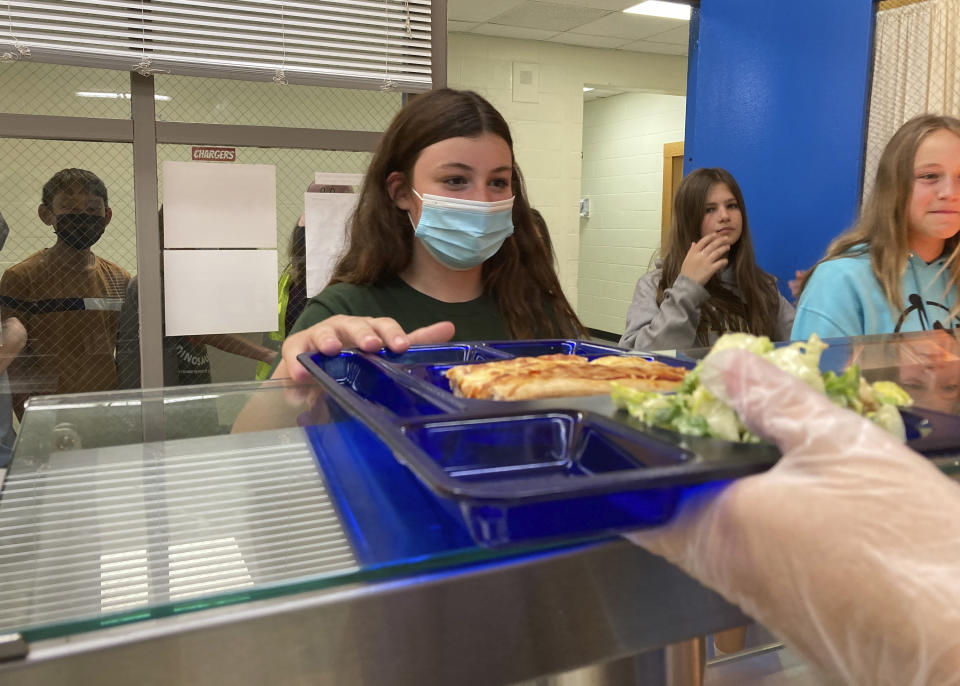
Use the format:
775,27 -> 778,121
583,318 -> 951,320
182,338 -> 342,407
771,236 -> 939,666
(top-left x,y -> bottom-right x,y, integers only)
614,333 -> 913,443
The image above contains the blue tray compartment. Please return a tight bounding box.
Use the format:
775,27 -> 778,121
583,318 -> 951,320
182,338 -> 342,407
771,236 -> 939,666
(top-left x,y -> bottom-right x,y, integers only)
378,344 -> 512,365
901,407 -> 960,452
485,339 -> 630,360
304,350 -> 459,417
403,363 -> 461,395
403,413 -> 690,482
398,411 -> 693,545
305,416 -> 475,566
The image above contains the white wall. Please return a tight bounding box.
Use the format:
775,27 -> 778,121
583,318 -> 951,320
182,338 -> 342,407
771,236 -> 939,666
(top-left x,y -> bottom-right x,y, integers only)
579,92 -> 686,334
447,33 -> 687,313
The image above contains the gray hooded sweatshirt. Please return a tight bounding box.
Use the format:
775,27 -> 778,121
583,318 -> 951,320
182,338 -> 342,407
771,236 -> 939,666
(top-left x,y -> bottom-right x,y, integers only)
619,262 -> 796,351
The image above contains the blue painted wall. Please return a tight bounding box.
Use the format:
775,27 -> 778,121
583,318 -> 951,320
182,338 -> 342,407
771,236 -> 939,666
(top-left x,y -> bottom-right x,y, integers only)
684,0 -> 875,296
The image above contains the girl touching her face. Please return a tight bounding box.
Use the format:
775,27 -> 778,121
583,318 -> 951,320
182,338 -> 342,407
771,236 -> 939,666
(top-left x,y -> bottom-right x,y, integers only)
273,88 -> 584,381
621,168 -> 795,351
793,114 -> 960,339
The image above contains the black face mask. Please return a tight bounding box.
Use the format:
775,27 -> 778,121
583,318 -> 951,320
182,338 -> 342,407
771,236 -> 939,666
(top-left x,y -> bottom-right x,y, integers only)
54,213 -> 106,250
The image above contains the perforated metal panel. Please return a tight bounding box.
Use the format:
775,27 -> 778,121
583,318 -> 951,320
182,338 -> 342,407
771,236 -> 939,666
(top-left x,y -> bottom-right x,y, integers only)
0,427 -> 357,633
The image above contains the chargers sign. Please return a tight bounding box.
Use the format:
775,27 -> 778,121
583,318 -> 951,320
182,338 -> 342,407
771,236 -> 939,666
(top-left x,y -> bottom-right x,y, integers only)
191,146 -> 237,162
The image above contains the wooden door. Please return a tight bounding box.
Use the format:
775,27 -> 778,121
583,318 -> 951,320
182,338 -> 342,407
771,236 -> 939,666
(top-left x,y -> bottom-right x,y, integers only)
661,141 -> 685,249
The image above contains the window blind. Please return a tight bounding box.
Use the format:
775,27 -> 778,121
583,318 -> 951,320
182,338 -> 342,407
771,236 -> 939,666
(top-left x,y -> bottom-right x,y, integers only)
0,1 -> 433,91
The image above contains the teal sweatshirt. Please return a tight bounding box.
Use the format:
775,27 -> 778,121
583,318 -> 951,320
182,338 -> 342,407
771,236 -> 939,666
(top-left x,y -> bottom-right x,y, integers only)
791,250 -> 960,340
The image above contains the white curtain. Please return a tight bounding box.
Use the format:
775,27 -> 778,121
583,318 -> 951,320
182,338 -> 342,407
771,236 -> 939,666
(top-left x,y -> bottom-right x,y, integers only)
864,0 -> 960,200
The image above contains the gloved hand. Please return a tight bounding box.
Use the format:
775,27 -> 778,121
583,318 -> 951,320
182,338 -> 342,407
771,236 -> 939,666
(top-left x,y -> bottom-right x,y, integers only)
626,349 -> 960,685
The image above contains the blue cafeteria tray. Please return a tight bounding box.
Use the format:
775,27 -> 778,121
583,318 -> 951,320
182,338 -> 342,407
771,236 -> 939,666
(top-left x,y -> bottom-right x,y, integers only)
298,339 -> 960,547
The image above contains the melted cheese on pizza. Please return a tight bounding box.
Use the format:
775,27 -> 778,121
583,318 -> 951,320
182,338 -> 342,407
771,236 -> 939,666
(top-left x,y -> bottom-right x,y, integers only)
445,353 -> 686,400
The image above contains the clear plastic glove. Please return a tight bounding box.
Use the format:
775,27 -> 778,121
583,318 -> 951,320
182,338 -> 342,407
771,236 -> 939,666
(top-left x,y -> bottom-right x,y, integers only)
625,349 -> 960,685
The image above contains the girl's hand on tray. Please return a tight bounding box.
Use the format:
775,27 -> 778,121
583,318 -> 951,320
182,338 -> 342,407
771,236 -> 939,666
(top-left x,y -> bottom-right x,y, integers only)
275,315 -> 456,382
625,349 -> 960,685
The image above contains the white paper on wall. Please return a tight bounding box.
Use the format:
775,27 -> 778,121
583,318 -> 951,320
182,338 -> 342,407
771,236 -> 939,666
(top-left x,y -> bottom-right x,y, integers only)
163,249 -> 277,336
162,161 -> 277,249
304,186 -> 360,297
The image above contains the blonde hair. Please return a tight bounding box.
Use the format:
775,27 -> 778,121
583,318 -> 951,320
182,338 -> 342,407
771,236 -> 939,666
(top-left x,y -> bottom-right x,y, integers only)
798,114 -> 960,316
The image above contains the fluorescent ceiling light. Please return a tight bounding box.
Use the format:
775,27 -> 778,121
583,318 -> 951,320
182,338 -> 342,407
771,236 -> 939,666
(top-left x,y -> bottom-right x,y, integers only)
583,87 -> 594,92
76,91 -> 171,101
623,1 -> 691,20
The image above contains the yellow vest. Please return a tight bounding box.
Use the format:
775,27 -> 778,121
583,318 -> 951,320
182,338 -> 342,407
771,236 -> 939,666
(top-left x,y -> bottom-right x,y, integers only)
255,268 -> 292,380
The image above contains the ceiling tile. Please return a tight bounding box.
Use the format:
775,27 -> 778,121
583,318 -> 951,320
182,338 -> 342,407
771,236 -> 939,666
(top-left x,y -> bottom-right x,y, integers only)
490,1 -> 609,32
548,33 -> 634,49
448,20 -> 481,32
619,39 -> 688,56
469,23 -> 562,41
446,0 -> 526,24
569,13 -> 688,40
641,25 -> 691,45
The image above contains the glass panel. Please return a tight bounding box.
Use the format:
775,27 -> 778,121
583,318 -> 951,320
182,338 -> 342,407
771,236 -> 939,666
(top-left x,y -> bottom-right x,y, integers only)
0,62 -> 132,119
155,75 -> 403,131
0,140 -> 136,463
0,380 -> 560,641
675,330 -> 960,475
678,330 -> 960,416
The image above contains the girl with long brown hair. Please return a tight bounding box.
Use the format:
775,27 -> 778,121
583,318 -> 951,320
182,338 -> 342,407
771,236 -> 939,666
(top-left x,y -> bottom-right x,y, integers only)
273,88 -> 584,381
793,114 -> 960,339
621,168 -> 794,350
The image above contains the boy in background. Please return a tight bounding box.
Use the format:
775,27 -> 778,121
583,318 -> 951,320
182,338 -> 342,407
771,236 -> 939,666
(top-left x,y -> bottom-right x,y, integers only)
0,169 -> 130,419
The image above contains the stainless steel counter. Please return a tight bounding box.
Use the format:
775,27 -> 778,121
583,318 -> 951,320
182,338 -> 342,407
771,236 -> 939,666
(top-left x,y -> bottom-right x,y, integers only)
1,537 -> 747,685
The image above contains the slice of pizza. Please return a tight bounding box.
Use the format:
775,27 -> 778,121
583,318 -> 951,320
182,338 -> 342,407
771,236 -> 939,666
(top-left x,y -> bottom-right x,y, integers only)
445,353 -> 686,400
446,354 -> 589,399
589,356 -> 689,383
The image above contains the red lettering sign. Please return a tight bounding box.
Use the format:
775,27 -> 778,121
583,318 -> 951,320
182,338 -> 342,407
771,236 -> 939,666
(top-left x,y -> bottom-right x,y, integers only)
191,146 -> 237,162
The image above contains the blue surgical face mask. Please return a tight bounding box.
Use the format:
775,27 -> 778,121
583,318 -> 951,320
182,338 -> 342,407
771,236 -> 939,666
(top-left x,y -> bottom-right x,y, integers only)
408,190 -> 515,270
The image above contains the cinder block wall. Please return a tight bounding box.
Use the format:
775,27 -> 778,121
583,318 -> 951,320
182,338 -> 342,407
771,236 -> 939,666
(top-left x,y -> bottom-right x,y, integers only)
447,33 -> 687,315
578,92 -> 685,334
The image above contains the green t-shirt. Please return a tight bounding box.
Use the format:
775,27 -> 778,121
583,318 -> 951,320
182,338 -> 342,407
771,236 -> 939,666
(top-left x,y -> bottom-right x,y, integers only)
289,277 -> 511,341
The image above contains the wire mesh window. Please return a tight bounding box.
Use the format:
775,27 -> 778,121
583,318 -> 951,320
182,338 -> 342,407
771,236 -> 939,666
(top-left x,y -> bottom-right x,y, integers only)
0,139 -> 135,421
111,145 -> 374,395
155,74 -> 403,130
0,62 -> 132,119
0,1 -> 422,414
